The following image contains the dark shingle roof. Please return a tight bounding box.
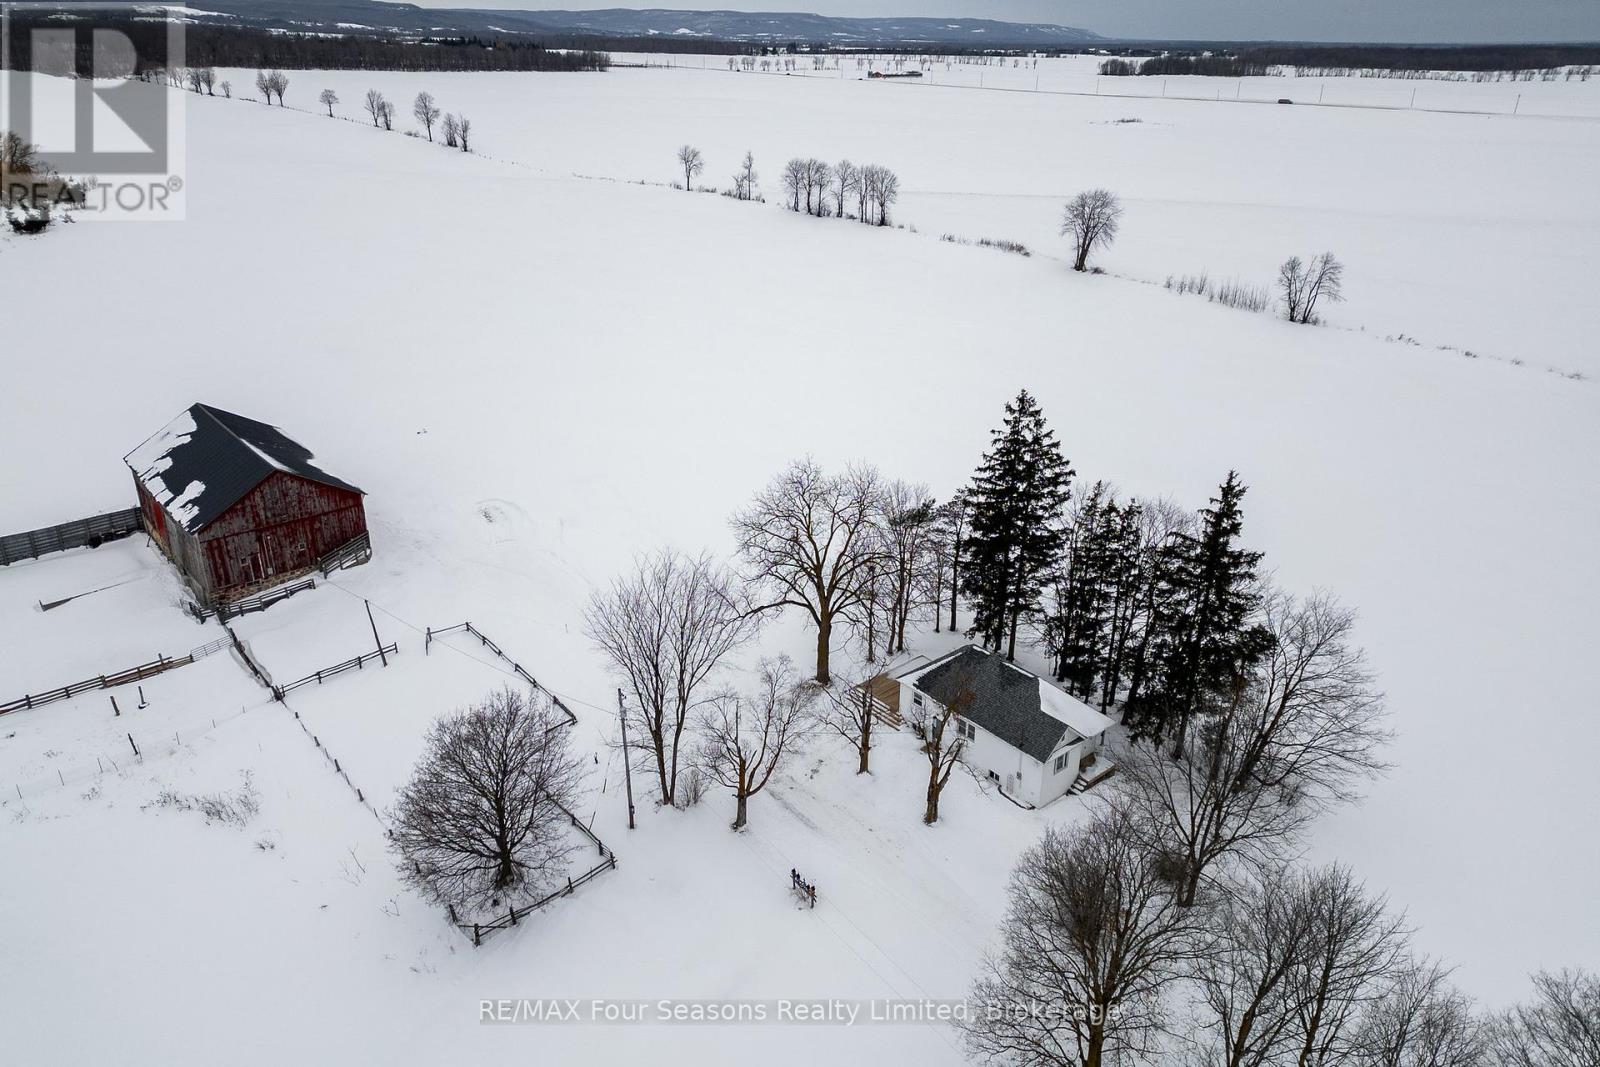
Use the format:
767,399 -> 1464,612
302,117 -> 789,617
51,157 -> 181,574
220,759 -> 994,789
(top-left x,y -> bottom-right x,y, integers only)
911,646 -> 1072,763
124,403 -> 360,534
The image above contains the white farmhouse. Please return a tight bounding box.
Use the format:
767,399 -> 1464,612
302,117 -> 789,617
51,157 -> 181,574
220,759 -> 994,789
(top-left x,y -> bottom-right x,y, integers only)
894,644 -> 1114,808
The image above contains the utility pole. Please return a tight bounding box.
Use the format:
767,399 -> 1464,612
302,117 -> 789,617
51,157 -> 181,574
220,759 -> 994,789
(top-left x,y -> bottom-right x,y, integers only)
365,600 -> 388,667
617,689 -> 636,830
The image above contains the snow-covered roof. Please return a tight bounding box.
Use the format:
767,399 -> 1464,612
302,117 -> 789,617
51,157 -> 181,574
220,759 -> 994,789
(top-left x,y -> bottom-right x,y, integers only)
904,644 -> 1112,762
124,403 -> 361,534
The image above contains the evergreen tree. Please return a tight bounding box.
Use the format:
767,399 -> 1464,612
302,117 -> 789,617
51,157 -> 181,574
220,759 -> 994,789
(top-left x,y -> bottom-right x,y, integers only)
1045,481 -> 1119,700
1124,472 -> 1274,755
961,390 -> 1074,660
1097,498 -> 1151,711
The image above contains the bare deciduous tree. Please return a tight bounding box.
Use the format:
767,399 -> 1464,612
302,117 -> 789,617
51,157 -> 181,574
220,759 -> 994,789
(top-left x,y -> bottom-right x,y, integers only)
732,149 -> 758,200
818,674 -> 878,775
804,157 -> 832,215
1060,188 -> 1123,271
379,98 -> 396,131
1123,591 -> 1390,906
1191,867 -> 1321,1067
677,144 -> 704,191
413,91 -> 440,141
859,163 -> 899,226
255,70 -> 287,106
319,89 -> 338,117
963,807 -> 1208,1066
364,89 -> 387,127
884,481 -> 939,655
1280,252 -> 1345,325
833,159 -> 859,220
696,656 -> 815,829
0,130 -> 40,178
1488,969 -> 1600,1067
781,157 -> 806,212
199,68 -> 216,95
442,112 -> 460,147
921,672 -> 972,824
219,80 -> 231,98
732,458 -> 885,686
1287,865 -> 1411,1066
1353,957 -> 1487,1067
457,115 -> 471,152
389,687 -> 585,911
584,549 -> 759,807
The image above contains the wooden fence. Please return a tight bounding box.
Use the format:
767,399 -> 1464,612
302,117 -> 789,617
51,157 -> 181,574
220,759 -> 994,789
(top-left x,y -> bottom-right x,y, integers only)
272,643 -> 398,700
0,507 -> 143,566
0,653 -> 192,716
187,578 -> 316,623
458,799 -> 618,946
425,622 -> 579,728
317,531 -> 372,577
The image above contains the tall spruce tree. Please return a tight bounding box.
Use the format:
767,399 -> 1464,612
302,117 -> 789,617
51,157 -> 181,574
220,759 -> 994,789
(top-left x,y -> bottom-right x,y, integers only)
1124,471 -> 1274,756
961,390 -> 1074,660
1046,481 -> 1119,700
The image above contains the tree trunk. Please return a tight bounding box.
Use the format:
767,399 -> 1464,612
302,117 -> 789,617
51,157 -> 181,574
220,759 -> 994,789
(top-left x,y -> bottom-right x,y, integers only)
1178,858 -> 1202,907
924,764 -> 941,824
650,726 -> 672,806
815,616 -> 832,686
1085,1024 -> 1105,1067
732,791 -> 748,830
1006,608 -> 1021,661
858,693 -> 873,774
948,549 -> 960,632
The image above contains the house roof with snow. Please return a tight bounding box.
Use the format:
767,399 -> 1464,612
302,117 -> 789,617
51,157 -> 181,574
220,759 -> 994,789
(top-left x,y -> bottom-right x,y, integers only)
124,403 -> 362,534
900,645 -> 1113,763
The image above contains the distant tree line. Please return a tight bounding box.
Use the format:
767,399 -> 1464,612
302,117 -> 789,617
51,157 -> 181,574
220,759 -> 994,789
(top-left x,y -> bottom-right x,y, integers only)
1,13 -> 608,74
1237,42 -> 1600,73
1101,55 -> 1270,77
1098,43 -> 1600,78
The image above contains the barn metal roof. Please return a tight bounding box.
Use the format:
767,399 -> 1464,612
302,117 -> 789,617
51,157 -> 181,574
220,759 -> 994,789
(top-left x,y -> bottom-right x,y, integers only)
905,645 -> 1112,763
124,403 -> 361,534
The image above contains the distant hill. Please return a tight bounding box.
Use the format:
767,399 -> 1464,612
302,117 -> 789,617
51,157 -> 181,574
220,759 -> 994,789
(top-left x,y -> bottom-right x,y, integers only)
183,1 -> 1104,47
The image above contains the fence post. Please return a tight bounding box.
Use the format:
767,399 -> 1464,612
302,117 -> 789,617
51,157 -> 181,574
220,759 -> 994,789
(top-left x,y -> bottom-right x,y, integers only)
127,733 -> 140,757
110,694 -> 120,717
473,924 -> 481,946
137,685 -> 148,709
508,906 -> 518,927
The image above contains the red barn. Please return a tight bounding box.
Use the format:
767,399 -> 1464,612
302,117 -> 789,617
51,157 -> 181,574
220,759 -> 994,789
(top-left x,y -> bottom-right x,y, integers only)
126,403 -> 368,604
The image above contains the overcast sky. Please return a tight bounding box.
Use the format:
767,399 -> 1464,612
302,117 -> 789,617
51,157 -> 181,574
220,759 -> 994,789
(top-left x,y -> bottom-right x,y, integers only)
421,0 -> 1600,43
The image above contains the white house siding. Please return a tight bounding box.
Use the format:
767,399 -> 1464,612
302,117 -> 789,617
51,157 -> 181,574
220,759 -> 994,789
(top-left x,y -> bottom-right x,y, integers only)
898,681 -> 1090,808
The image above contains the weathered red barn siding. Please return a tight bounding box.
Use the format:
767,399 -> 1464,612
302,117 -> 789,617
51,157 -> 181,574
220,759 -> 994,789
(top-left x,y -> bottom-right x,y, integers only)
133,473 -> 215,598
194,472 -> 366,598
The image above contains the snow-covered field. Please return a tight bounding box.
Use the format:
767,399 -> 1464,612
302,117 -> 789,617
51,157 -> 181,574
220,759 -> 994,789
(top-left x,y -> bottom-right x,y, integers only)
199,59 -> 1600,382
1,64 -> 1596,1063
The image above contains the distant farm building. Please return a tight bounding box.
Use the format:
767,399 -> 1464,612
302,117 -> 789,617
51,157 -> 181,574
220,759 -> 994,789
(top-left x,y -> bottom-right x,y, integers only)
126,404 -> 368,604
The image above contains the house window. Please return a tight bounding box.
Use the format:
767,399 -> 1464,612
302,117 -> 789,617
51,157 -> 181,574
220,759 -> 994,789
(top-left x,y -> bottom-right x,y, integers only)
1053,751 -> 1072,775
957,719 -> 976,742
986,770 -> 999,783
912,692 -> 925,708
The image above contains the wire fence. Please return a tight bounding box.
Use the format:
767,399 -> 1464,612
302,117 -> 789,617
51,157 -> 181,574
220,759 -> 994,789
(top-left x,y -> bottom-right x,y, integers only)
0,701 -> 263,806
